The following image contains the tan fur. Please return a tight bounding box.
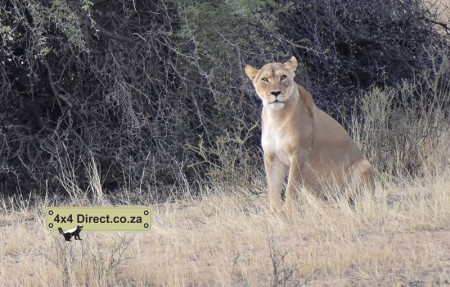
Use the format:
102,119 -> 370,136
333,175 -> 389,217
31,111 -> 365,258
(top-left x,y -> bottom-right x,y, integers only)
245,57 -> 374,211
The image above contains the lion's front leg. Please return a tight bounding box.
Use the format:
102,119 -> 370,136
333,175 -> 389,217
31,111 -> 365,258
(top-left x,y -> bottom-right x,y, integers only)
285,149 -> 309,209
264,153 -> 288,212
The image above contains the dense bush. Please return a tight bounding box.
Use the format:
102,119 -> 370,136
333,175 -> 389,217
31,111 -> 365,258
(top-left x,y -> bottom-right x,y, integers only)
0,0 -> 448,200
279,0 -> 449,114
352,47 -> 450,178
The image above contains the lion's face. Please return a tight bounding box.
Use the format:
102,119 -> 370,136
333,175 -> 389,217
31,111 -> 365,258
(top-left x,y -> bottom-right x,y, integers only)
245,57 -> 298,111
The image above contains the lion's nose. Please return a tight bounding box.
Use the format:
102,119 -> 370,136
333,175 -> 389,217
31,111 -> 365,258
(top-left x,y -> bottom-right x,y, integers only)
271,91 -> 281,97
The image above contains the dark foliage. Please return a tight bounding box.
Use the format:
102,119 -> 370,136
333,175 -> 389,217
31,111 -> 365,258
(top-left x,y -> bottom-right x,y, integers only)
1,0 -> 188,199
279,0 -> 448,115
0,0 -> 448,200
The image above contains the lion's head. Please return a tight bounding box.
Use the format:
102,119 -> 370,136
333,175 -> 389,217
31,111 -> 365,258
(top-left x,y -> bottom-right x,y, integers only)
245,56 -> 298,111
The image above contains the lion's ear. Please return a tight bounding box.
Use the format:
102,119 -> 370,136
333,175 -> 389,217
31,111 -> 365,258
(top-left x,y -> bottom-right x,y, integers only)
283,56 -> 298,73
245,65 -> 259,80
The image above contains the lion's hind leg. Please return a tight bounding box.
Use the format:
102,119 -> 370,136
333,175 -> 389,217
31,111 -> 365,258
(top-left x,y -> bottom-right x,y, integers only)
345,159 -> 375,204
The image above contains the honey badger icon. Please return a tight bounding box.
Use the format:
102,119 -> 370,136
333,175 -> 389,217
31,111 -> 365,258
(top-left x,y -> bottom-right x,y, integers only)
59,224 -> 83,241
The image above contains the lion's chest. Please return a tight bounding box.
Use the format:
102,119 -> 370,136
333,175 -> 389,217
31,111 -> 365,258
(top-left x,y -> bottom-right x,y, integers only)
261,128 -> 291,166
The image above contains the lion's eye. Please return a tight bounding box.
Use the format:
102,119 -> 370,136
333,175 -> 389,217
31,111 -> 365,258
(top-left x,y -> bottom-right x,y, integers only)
280,75 -> 287,81
261,77 -> 269,83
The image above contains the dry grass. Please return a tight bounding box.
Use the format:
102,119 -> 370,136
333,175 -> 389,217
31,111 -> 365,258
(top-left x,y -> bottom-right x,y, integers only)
1,166 -> 449,286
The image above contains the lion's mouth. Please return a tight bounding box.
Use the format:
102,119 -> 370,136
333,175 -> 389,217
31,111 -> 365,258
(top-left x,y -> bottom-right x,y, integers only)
270,99 -> 284,104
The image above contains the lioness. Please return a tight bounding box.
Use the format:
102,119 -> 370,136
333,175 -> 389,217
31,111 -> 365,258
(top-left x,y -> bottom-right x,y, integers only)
245,57 -> 374,211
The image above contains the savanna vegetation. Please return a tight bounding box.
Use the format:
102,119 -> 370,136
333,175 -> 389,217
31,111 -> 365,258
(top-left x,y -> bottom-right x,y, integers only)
0,0 -> 449,286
